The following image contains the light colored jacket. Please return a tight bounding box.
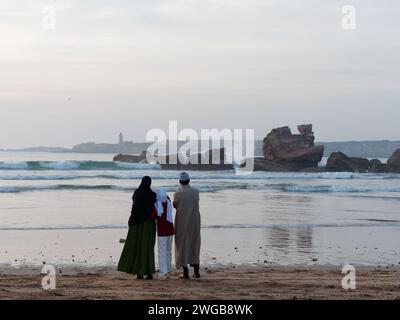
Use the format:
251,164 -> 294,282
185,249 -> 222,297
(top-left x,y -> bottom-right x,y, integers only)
173,184 -> 201,268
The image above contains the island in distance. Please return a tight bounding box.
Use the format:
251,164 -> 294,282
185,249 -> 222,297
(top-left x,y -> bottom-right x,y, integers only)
4,132 -> 400,160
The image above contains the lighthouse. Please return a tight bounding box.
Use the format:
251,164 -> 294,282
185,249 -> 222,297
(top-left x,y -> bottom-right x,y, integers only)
119,132 -> 124,146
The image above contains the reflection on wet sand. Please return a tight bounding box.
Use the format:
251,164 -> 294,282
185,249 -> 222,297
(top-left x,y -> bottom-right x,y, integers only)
264,193 -> 315,258
296,227 -> 313,251
266,226 -> 313,256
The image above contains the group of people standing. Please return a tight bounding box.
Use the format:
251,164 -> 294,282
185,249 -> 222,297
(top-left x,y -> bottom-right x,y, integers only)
117,172 -> 201,280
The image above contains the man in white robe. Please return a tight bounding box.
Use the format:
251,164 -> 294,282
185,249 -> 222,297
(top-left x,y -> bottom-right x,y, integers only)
173,172 -> 201,279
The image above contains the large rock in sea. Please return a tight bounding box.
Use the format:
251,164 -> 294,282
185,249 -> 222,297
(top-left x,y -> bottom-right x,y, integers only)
113,151 -> 148,163
369,159 -> 386,173
240,124 -> 324,172
262,124 -> 324,169
387,149 -> 400,172
326,150 -> 400,173
326,152 -> 370,172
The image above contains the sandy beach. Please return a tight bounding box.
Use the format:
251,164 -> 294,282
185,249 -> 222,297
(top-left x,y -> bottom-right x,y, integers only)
1,265 -> 399,300
1,154 -> 400,301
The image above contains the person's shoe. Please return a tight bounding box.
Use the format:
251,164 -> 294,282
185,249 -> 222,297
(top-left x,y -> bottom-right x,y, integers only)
191,264 -> 201,278
146,274 -> 154,280
137,275 -> 144,280
181,267 -> 190,280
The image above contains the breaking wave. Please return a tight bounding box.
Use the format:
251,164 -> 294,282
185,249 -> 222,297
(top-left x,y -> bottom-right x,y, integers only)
0,160 -> 160,171
2,170 -> 399,182
1,182 -> 400,194
283,184 -> 400,193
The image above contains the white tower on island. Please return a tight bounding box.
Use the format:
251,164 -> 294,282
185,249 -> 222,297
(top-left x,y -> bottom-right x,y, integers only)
119,132 -> 124,146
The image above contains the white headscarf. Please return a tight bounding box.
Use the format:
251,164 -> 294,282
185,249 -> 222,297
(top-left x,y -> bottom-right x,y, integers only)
155,188 -> 173,224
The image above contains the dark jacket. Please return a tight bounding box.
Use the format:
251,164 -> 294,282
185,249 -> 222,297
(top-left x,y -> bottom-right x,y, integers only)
128,178 -> 156,226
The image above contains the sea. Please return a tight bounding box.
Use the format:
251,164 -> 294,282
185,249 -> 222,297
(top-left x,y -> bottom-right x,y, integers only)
0,151 -> 399,268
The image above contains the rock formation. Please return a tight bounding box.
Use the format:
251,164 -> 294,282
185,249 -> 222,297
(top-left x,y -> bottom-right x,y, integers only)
368,159 -> 386,173
113,151 -> 148,163
326,152 -> 370,172
249,125 -> 323,171
262,125 -> 324,167
241,124 -> 324,172
387,149 -> 400,172
325,149 -> 400,173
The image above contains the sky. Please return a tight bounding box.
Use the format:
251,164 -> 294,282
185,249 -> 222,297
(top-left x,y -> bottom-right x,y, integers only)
0,0 -> 399,148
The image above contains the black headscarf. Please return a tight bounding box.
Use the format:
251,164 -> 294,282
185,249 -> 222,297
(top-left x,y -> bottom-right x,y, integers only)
128,176 -> 156,226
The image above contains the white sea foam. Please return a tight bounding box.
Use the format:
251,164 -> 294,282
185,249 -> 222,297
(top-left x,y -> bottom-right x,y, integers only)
234,171 -> 355,180
0,173 -> 83,180
0,161 -> 29,169
114,161 -> 161,170
1,181 -> 400,194
0,160 -> 161,171
39,161 -> 80,170
0,170 -> 360,181
284,184 -> 400,193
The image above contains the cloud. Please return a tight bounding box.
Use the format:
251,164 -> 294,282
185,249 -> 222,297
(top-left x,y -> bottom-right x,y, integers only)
0,0 -> 399,147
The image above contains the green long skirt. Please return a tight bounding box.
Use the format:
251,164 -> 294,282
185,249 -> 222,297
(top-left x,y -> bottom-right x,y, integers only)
117,220 -> 156,276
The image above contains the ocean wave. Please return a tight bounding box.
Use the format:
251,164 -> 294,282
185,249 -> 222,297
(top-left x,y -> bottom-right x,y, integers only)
39,161 -> 80,170
0,183 -> 279,193
283,184 -> 400,193
1,161 -> 400,184
0,185 -> 124,193
0,161 -> 29,169
1,182 -> 400,194
0,170 -> 388,181
0,160 -> 161,171
233,171 -> 355,180
114,161 -> 160,170
0,172 -> 357,181
0,173 -> 88,180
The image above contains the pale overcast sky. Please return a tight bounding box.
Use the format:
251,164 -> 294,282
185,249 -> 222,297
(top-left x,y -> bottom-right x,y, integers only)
0,0 -> 399,148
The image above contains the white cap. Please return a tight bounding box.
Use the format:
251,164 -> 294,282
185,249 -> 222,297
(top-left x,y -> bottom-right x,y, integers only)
179,172 -> 190,182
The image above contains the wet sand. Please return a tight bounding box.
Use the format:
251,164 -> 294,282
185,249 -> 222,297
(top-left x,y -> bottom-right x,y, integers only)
2,226 -> 400,267
1,265 -> 399,300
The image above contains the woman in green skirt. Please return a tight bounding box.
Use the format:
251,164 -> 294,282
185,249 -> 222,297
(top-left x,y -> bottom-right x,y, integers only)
118,176 -> 157,279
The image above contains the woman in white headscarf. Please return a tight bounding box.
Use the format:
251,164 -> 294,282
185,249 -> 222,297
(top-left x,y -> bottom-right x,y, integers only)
154,187 -> 174,278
